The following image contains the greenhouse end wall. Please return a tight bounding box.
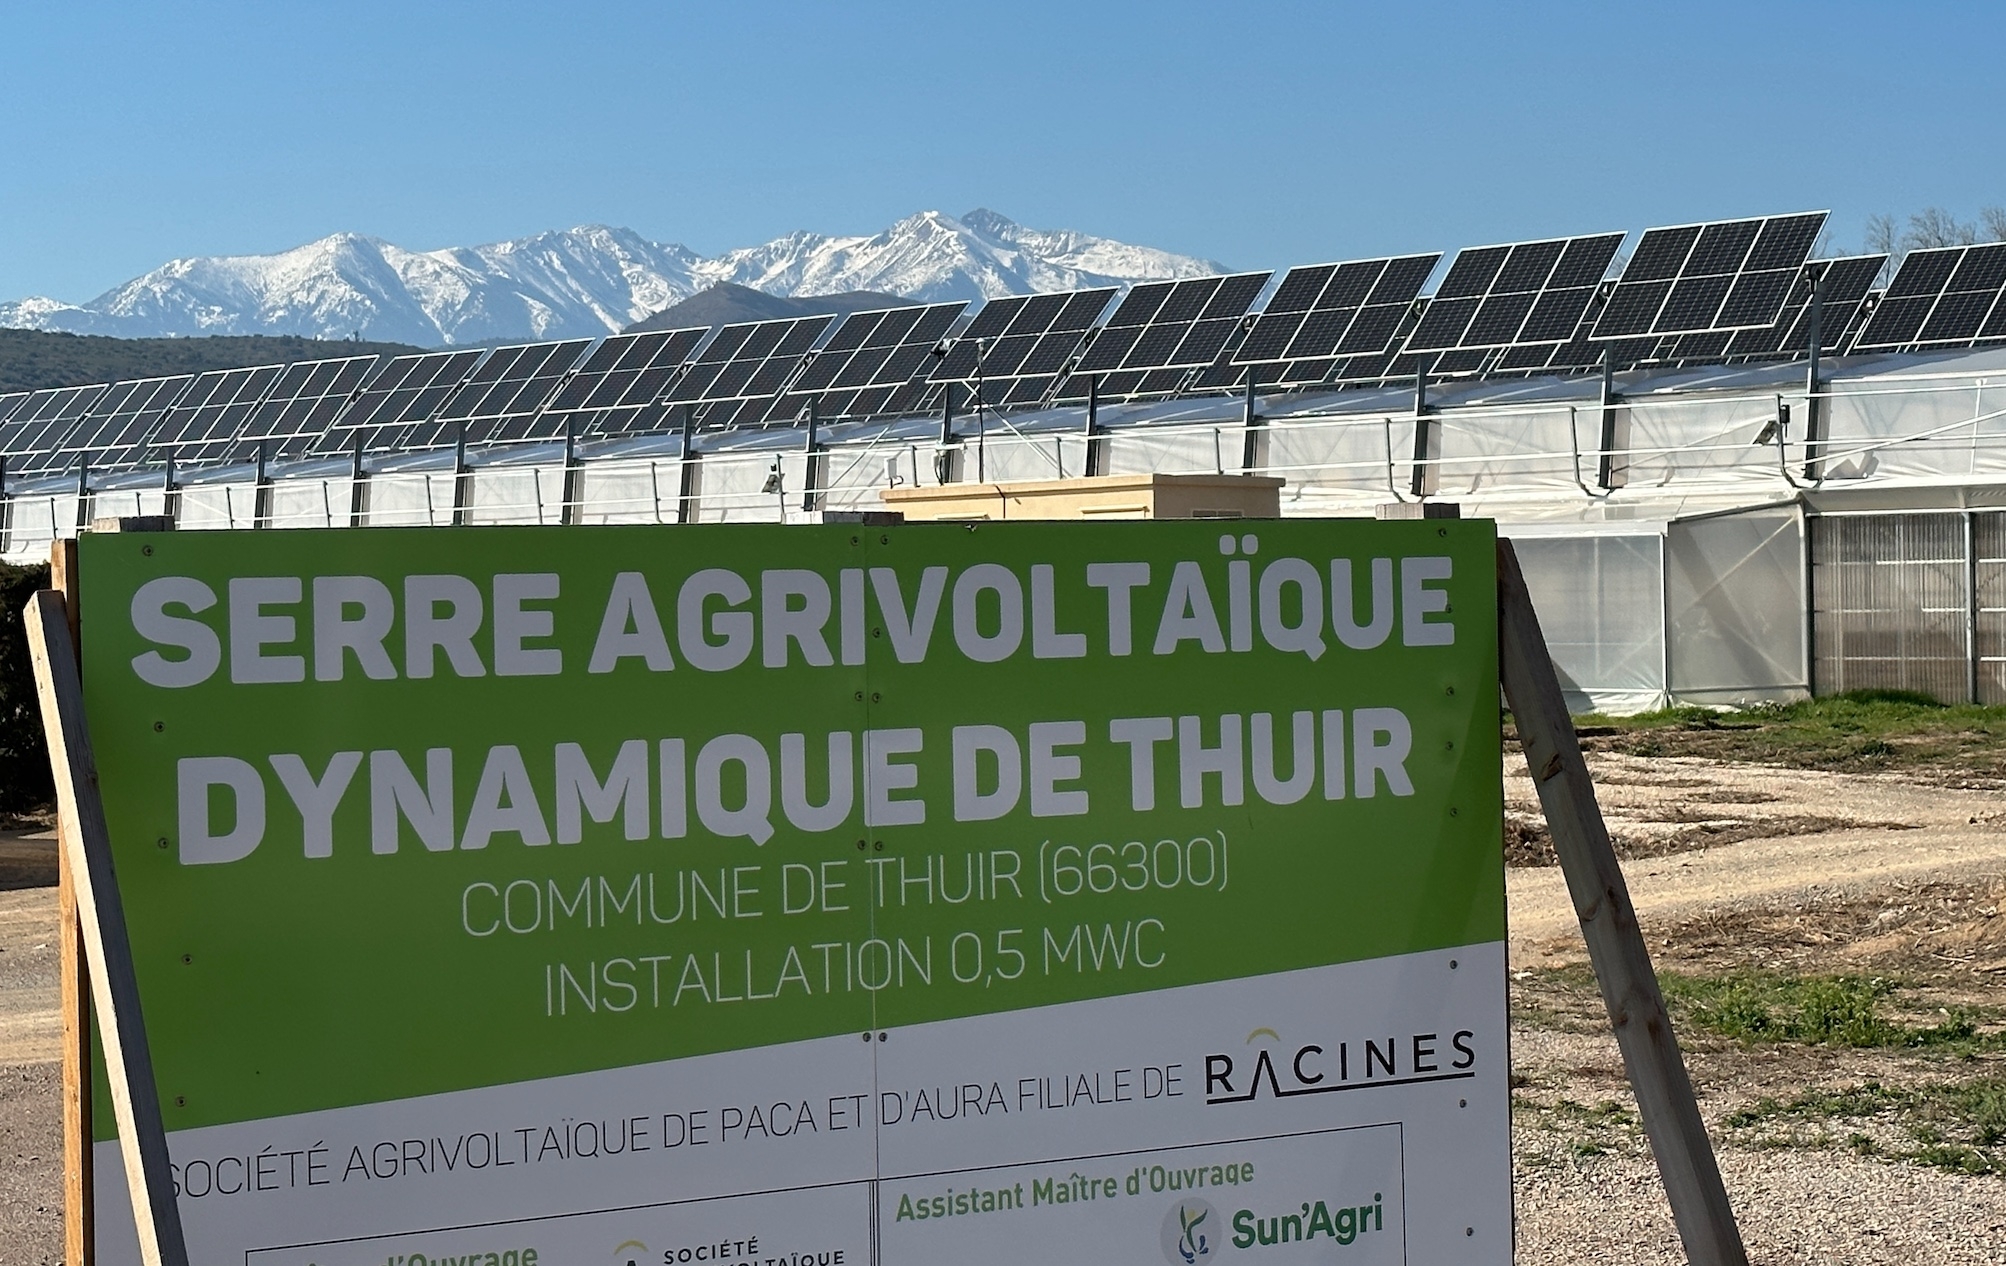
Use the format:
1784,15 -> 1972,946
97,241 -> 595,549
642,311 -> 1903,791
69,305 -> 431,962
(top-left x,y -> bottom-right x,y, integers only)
1812,509 -> 2006,705
1509,505 -> 1810,715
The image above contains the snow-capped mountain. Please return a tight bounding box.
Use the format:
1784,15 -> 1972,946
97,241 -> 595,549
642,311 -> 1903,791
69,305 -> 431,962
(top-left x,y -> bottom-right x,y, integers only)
0,211 -> 1225,346
706,209 -> 1221,302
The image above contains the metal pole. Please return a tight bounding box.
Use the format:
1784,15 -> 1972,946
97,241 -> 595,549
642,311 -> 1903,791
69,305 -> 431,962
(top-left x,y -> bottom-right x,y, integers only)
1240,374 -> 1263,474
1803,266 -> 1828,483
1088,377 -> 1108,478
1967,510 -> 1981,704
348,435 -> 367,528
802,400 -> 821,514
934,383 -> 960,486
1408,369 -> 1431,498
252,442 -> 272,529
676,404 -> 700,523
1800,505 -> 1816,696
561,418 -> 582,526
451,423 -> 470,527
1659,531 -> 1673,707
975,340 -> 987,484
1597,349 -> 1621,490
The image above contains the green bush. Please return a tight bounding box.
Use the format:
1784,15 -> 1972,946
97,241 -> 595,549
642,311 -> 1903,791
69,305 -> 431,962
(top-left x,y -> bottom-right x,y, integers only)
1662,972 -> 1987,1049
1826,688 -> 1947,709
0,562 -> 52,817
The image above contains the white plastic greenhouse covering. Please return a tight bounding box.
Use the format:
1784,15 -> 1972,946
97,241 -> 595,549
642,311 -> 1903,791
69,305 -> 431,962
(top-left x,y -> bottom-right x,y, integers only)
1665,505 -> 1806,708
1506,525 -> 1669,714
9,344 -> 2006,712
1504,506 -> 1808,714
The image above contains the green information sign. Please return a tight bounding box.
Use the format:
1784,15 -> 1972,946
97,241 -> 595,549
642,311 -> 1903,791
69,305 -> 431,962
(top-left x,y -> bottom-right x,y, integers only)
82,519 -> 1507,1266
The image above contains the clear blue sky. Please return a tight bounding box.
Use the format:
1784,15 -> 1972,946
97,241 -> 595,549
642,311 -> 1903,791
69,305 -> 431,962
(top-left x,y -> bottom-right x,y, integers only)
6,0 -> 2003,303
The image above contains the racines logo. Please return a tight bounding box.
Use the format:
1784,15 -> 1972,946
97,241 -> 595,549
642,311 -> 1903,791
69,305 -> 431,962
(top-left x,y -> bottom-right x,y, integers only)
1204,1026 -> 1476,1104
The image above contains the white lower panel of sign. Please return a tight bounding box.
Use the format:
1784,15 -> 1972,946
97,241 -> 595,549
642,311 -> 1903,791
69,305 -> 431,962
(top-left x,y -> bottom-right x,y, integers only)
244,1181 -> 871,1266
94,943 -> 1507,1266
879,1125 -> 1407,1266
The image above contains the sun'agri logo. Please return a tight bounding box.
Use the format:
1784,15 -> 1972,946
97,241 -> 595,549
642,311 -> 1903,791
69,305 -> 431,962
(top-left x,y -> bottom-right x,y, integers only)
1203,1026 -> 1476,1104
1159,1199 -> 1217,1264
1230,1196 -> 1386,1248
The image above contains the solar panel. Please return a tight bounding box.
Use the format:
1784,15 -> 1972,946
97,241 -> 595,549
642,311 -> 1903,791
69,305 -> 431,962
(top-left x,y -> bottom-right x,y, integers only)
540,328 -> 710,438
1224,253 -> 1441,387
58,374 -> 198,472
151,366 -> 286,466
313,349 -> 486,455
770,302 -> 965,422
1710,254 -> 1887,360
1064,273 -> 1272,398
1403,233 -> 1624,354
0,385 -> 109,477
925,288 -> 1116,410
1852,243 -> 2006,352
427,340 -> 593,446
0,392 -> 27,474
662,316 -> 833,430
231,355 -> 381,461
1591,212 -> 1827,339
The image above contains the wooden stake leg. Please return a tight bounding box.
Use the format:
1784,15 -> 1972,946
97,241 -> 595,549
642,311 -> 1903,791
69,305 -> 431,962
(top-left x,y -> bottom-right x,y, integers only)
27,589 -> 189,1266
59,860 -> 92,1266
1496,539 -> 1748,1266
52,539 -> 92,1266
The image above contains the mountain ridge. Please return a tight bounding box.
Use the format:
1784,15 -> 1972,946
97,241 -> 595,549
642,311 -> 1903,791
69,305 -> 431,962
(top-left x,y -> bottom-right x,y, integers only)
626,282 -> 919,333
0,211 -> 1226,347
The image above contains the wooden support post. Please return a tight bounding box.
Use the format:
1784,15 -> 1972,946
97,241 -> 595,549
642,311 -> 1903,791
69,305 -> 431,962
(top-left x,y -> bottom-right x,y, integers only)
52,542 -> 91,1266
1496,539 -> 1747,1266
28,588 -> 190,1266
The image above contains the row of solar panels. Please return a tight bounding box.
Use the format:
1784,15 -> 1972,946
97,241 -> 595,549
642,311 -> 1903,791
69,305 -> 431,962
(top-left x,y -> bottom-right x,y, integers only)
5,211 -> 2005,482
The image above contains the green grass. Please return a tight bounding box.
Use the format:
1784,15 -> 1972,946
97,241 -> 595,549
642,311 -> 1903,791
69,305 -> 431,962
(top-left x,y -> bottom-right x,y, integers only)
1546,689 -> 2006,772
1511,1095 -> 1643,1164
1725,1077 -> 2006,1177
1659,971 -> 1994,1050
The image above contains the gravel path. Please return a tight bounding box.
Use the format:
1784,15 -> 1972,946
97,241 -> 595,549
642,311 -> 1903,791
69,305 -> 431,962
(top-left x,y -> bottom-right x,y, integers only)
1507,754 -> 2006,966
1518,1147 -> 2006,1265
0,879 -> 59,1266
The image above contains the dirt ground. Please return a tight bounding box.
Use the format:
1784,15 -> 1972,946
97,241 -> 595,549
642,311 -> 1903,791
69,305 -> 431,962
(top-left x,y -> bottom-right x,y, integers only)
2,762 -> 2005,1263
0,829 -> 58,1266
1508,753 -> 2006,1263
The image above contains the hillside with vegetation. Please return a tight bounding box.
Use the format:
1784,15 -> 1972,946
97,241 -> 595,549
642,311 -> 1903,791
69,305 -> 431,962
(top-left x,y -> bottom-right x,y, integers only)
0,329 -> 424,394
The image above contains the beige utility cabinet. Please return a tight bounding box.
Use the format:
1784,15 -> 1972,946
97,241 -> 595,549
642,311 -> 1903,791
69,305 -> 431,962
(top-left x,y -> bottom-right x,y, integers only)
880,473 -> 1283,521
